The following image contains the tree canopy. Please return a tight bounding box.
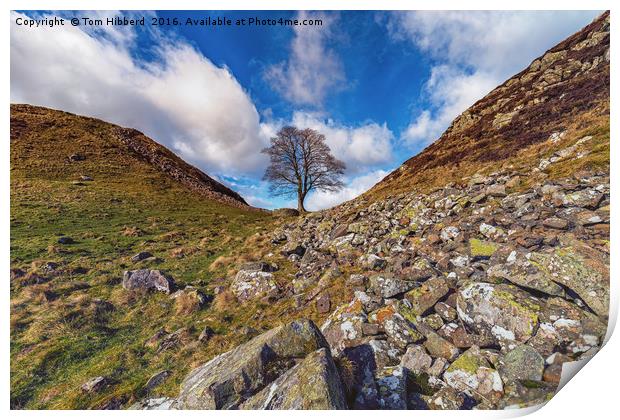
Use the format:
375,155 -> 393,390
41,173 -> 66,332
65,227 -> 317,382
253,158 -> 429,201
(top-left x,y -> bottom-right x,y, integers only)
262,126 -> 345,212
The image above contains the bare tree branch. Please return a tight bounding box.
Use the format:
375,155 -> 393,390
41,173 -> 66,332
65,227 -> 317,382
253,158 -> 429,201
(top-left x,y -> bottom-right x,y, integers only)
262,126 -> 346,212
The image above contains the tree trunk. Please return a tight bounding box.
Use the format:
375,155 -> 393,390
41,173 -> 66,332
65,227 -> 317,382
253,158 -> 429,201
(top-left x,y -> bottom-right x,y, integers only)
297,191 -> 307,213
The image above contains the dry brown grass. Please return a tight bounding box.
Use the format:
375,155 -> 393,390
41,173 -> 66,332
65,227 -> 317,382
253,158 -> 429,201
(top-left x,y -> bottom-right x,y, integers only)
366,106 -> 609,203
212,290 -> 236,313
209,255 -> 236,271
335,355 -> 357,397
174,293 -> 201,315
170,246 -> 199,259
156,230 -> 186,242
121,226 -> 144,237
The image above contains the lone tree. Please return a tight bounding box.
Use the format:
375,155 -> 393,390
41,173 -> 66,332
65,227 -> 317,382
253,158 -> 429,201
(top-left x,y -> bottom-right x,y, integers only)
262,126 -> 345,213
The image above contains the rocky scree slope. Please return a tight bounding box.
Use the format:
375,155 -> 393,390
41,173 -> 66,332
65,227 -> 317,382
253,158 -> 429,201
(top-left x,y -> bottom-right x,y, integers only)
10,104 -> 248,208
134,13 -> 609,410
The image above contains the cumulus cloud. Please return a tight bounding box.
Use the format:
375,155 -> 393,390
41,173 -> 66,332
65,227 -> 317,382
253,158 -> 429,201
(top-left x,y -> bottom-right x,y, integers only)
10,11 -> 270,176
389,11 -> 600,147
264,11 -> 345,107
402,65 -> 497,145
305,169 -> 390,211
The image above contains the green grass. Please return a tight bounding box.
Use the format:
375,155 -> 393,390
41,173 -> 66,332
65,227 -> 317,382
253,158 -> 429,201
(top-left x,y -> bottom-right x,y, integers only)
9,105 -> 282,408
10,174 -> 276,408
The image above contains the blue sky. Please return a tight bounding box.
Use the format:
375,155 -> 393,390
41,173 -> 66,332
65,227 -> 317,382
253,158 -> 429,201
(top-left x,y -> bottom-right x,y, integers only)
10,10 -> 600,209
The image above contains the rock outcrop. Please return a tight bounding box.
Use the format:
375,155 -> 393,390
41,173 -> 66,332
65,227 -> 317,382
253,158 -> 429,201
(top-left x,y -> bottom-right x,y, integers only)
175,319 -> 329,409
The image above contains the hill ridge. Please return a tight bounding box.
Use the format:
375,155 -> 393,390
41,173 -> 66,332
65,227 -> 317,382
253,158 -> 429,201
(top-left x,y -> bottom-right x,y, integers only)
10,103 -> 249,209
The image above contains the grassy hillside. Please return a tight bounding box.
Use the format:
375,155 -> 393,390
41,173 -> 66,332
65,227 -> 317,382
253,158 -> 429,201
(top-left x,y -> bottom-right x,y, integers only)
10,105 -> 277,408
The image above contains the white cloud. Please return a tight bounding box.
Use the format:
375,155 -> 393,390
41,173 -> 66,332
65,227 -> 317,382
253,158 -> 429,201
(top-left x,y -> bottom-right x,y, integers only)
265,11 -> 345,107
402,66 -> 497,145
288,111 -> 394,174
10,11 -> 270,176
305,169 -> 390,211
389,11 -> 600,147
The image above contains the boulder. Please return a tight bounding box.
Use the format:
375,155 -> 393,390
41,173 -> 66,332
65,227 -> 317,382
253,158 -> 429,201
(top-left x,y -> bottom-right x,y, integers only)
69,153 -> 85,161
456,283 -> 541,346
574,210 -> 603,226
440,226 -> 460,242
365,254 -> 387,270
443,346 -> 503,403
131,251 -> 153,262
231,269 -> 278,302
240,348 -> 346,409
404,277 -> 449,316
486,184 -> 506,197
369,274 -> 415,298
426,386 -> 473,410
434,302 -> 457,322
171,286 -> 209,313
527,247 -> 609,317
272,208 -> 300,217
198,326 -> 215,343
438,322 -> 495,349
423,313 -> 444,330
486,252 -> 565,297
343,339 -> 401,375
400,345 -> 432,375
371,306 -> 423,350
122,269 -> 175,294
423,330 -> 460,362
239,261 -> 278,272
497,380 -> 556,409
157,328 -> 191,353
57,236 -> 74,244
497,345 -> 544,382
144,370 -> 171,393
176,319 -> 328,409
321,299 -> 367,355
469,238 -> 499,259
316,293 -> 331,313
542,217 -> 569,230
